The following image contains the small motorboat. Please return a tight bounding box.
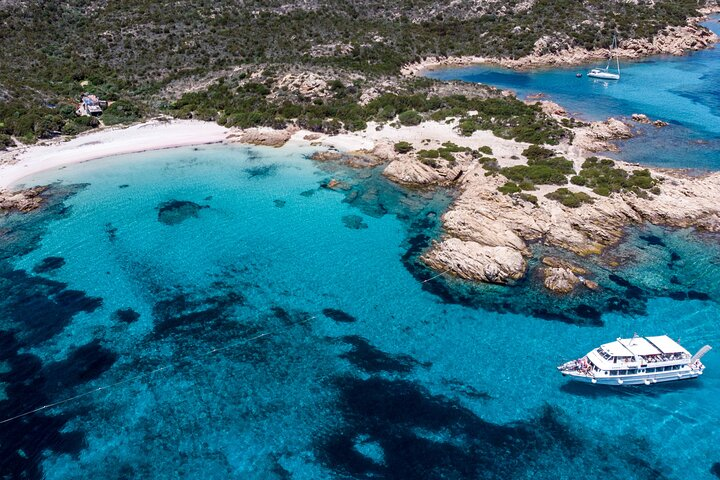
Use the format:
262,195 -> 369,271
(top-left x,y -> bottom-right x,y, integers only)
576,73 -> 583,78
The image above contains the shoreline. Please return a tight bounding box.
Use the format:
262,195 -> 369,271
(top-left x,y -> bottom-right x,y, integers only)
2,110 -> 720,296
0,120 -> 229,190
401,13 -> 720,76
0,118 -> 527,190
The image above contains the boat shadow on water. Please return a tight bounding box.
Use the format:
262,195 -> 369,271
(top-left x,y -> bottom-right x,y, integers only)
560,377 -> 703,398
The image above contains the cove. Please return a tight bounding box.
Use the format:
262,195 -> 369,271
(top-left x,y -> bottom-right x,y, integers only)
425,16 -> 720,170
0,145 -> 718,479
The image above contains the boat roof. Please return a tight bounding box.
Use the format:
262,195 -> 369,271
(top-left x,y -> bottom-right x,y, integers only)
645,335 -> 688,354
601,335 -> 688,357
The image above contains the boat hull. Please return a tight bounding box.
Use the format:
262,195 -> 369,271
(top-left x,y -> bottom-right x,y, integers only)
562,369 -> 702,386
588,72 -> 620,80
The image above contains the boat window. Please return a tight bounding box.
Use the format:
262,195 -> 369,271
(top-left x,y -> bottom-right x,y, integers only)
595,348 -> 612,360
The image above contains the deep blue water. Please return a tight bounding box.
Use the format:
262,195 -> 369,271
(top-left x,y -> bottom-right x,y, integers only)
426,16 -> 720,170
0,145 -> 719,479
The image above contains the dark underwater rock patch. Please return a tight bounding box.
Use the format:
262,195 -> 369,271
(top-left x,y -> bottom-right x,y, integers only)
322,308 -> 357,323
244,164 -> 278,179
0,268 -> 103,344
118,184 -> 130,189
640,234 -> 666,247
32,256 -> 65,274
669,291 -> 688,300
104,222 -> 118,242
441,378 -> 491,400
300,189 -> 317,197
688,290 -> 711,301
274,199 -> 286,208
113,307 -> 140,323
341,215 -> 368,230
0,331 -> 100,480
573,305 -> 602,324
42,340 -> 118,395
156,200 -> 208,225
608,274 -> 644,300
316,375 -> 671,480
608,274 -> 632,288
711,462 -> 720,479
606,296 -> 631,312
339,335 -> 421,374
151,290 -> 247,342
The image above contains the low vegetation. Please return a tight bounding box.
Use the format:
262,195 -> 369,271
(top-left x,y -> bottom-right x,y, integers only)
545,188 -> 594,208
394,141 -> 413,154
570,157 -> 657,196
500,146 -> 575,187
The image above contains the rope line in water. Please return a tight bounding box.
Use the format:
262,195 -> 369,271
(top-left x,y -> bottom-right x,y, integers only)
423,268 -> 451,283
0,316 -> 315,425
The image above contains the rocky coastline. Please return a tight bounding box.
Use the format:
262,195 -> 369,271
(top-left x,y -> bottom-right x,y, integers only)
2,97 -> 720,297
370,113 -> 720,294
401,17 -> 720,76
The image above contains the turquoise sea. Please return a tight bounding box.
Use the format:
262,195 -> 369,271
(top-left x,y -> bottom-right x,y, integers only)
1,143 -> 719,479
426,16 -> 720,170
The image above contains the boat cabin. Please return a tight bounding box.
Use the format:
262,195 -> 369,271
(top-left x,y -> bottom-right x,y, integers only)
588,335 -> 690,371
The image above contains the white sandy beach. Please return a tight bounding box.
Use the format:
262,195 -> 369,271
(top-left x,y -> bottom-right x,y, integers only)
0,120 -> 229,189
0,118 -> 531,190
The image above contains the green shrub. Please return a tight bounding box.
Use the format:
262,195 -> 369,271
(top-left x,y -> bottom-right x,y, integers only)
418,149 -> 439,159
103,100 -> 142,125
498,182 -> 522,194
478,145 -> 493,155
546,188 -> 594,208
519,193 -> 538,205
398,110 -> 422,126
518,180 -> 536,191
570,175 -> 586,186
522,145 -> 555,161
0,133 -> 15,149
61,116 -> 99,135
501,155 -> 574,186
34,114 -> 64,138
573,157 -> 656,195
394,141 -> 413,154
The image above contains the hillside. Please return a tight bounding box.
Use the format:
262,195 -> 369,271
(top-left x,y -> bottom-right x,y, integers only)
0,0 -> 713,143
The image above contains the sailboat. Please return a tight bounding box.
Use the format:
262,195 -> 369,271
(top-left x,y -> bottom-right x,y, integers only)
588,35 -> 621,80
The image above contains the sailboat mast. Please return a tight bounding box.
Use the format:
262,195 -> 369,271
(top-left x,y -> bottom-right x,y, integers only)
612,34 -> 620,75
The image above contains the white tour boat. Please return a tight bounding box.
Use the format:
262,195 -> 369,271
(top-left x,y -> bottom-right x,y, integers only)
558,335 -> 711,386
588,35 -> 621,80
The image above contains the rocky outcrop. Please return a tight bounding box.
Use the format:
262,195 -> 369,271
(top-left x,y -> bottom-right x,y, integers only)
402,22 -> 719,75
311,150 -> 384,168
412,151 -> 720,288
541,256 -> 587,275
383,158 -> 444,185
270,72 -> 329,99
542,267 -> 580,294
422,237 -> 526,284
631,113 -> 652,124
0,186 -> 47,214
226,127 -> 296,147
632,113 -> 669,127
573,118 -> 633,152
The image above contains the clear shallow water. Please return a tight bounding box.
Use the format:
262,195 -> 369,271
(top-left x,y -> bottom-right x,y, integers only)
426,16 -> 720,170
0,146 -> 719,479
